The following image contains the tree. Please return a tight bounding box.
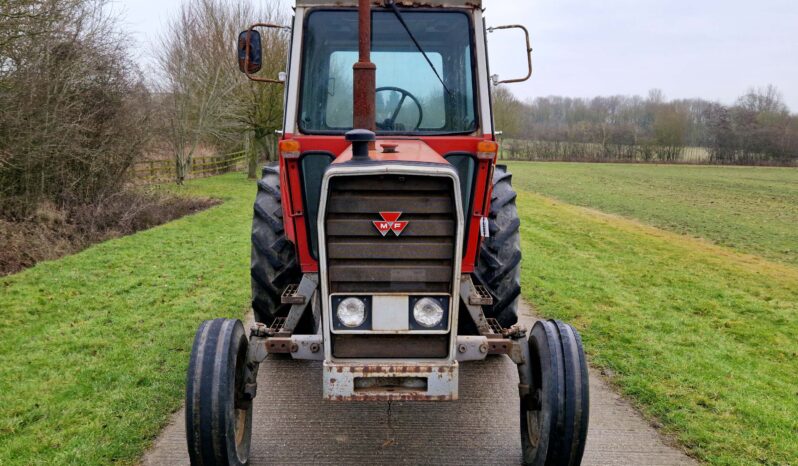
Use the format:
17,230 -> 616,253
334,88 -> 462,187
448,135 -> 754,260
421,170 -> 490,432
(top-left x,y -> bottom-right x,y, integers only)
0,0 -> 149,216
492,86 -> 523,138
653,104 -> 689,161
156,0 -> 289,183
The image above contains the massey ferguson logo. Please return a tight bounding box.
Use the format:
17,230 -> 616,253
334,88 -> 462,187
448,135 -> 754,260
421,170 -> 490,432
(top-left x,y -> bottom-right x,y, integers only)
373,212 -> 409,237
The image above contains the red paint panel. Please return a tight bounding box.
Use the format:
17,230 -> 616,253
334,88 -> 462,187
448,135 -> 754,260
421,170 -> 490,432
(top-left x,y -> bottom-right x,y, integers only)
280,134 -> 497,274
334,139 -> 449,164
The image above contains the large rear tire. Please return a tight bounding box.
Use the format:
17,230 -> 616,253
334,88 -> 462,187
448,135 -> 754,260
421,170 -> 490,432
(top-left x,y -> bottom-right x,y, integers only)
251,164 -> 300,325
475,165 -> 522,327
186,319 -> 253,466
521,320 -> 589,466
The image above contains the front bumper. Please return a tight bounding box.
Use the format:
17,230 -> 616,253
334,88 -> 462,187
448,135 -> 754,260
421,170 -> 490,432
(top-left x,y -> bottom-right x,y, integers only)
323,361 -> 459,401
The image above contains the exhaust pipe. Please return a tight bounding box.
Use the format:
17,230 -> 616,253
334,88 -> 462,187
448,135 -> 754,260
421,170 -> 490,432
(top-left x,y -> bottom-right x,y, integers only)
348,0 -> 377,160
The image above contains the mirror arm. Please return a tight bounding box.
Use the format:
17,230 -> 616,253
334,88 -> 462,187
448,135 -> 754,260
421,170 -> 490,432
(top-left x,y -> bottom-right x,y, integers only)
244,23 -> 291,84
488,24 -> 533,85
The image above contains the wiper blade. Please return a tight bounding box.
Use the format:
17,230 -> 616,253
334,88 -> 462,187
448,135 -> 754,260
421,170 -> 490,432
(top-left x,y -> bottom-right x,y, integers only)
384,0 -> 452,95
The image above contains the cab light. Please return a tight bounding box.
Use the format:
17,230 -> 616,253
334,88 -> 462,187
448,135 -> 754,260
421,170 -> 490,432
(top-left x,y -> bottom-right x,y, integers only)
279,139 -> 301,159
477,140 -> 499,160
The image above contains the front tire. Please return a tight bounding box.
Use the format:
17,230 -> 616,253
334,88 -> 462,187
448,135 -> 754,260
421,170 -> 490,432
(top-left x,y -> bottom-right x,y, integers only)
521,320 -> 589,466
186,319 -> 253,466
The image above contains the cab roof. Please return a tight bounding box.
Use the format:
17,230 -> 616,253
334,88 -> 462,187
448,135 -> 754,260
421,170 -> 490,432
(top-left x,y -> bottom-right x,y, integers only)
295,0 -> 482,8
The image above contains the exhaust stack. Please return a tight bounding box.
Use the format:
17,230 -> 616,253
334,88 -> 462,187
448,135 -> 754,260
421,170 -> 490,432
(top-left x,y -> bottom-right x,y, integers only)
353,0 -> 376,133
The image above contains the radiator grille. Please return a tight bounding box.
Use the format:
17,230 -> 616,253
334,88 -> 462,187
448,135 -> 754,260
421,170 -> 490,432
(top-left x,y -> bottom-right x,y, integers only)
325,175 -> 457,294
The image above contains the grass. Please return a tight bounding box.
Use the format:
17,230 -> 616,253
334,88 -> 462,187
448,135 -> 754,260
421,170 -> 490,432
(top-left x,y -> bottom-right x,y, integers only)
515,191 -> 798,465
1,165 -> 796,465
505,162 -> 798,267
0,174 -> 255,465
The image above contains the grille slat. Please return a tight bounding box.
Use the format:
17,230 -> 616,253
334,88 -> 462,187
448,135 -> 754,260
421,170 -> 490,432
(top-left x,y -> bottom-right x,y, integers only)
325,174 -> 456,294
329,262 -> 452,283
327,194 -> 453,214
327,219 -> 455,237
327,239 -> 454,260
332,176 -> 448,192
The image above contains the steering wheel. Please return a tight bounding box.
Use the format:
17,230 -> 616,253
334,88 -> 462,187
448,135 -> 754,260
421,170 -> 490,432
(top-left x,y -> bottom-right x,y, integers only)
375,86 -> 424,131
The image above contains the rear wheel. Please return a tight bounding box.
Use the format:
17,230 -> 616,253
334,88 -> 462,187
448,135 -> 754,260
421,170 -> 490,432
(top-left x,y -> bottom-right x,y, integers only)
475,165 -> 522,327
521,320 -> 589,466
251,164 -> 300,325
186,319 -> 253,466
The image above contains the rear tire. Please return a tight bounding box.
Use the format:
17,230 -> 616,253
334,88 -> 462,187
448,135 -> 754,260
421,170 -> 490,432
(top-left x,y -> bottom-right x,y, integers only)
251,164 -> 300,325
186,319 -> 253,466
475,165 -> 522,327
521,320 -> 589,466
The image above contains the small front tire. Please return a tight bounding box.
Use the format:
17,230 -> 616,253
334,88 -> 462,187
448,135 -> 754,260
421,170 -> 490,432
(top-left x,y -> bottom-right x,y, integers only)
186,319 -> 253,466
521,320 -> 589,466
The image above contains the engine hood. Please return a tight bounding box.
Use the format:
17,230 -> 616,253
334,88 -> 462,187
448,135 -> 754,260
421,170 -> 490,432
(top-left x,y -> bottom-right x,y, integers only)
334,139 -> 449,165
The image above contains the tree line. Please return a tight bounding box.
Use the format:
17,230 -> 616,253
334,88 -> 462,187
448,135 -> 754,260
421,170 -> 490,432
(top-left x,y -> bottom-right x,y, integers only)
0,0 -> 289,219
3,0 -> 796,223
493,86 -> 798,165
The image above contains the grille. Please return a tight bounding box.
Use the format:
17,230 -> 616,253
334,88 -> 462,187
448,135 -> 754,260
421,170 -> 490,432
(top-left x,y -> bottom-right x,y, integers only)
324,174 -> 457,294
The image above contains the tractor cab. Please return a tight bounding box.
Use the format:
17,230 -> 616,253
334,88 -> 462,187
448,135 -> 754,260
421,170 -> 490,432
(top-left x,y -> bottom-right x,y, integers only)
297,7 -> 478,135
185,2 -> 590,465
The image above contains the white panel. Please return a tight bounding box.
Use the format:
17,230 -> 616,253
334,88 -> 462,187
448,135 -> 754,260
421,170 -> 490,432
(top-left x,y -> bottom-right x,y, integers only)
298,0 -> 481,7
372,296 -> 410,331
473,11 -> 493,136
283,8 -> 305,135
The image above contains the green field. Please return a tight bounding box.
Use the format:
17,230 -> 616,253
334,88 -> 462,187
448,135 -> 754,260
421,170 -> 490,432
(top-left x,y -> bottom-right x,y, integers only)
1,166 -> 797,465
505,162 -> 798,266
0,176 -> 254,464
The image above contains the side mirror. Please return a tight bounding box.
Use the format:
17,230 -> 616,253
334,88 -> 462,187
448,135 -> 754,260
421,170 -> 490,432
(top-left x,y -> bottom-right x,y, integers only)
238,30 -> 262,74
487,24 -> 533,85
237,23 -> 291,84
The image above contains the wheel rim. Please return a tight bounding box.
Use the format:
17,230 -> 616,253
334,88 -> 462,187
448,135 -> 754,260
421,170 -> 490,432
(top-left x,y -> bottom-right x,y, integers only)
233,335 -> 252,462
234,408 -> 248,447
526,410 -> 541,447
525,383 -> 544,447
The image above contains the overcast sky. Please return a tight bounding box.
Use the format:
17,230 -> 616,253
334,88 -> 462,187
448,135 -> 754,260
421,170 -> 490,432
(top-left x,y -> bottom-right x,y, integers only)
121,0 -> 798,110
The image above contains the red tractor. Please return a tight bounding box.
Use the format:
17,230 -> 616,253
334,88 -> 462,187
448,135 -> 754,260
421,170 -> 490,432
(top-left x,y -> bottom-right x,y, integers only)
185,1 -> 588,464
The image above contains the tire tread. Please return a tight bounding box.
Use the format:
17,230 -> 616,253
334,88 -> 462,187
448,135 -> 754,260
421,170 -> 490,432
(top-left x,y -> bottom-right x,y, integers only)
251,163 -> 300,324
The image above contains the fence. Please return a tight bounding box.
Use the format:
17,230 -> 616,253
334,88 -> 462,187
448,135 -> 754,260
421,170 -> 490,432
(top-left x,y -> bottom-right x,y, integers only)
132,151 -> 247,184
496,139 -> 713,164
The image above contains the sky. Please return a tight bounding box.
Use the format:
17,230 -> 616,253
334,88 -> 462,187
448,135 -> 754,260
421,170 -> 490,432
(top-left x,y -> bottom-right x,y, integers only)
120,0 -> 798,110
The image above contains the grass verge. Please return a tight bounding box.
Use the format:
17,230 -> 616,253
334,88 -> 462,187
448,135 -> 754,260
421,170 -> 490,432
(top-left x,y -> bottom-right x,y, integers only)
516,190 -> 798,464
0,174 -> 254,465
506,162 -> 798,267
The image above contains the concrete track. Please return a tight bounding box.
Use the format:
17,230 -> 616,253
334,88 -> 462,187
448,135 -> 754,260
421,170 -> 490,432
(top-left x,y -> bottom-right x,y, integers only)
144,302 -> 695,465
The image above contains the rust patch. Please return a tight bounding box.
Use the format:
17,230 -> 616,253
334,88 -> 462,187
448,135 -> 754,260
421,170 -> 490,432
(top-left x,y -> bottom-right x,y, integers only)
327,393 -> 455,402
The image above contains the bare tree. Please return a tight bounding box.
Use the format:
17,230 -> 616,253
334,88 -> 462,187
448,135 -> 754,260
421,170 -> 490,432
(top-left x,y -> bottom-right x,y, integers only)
492,86 -> 523,138
653,104 -> 689,161
0,0 -> 150,217
156,0 -> 289,183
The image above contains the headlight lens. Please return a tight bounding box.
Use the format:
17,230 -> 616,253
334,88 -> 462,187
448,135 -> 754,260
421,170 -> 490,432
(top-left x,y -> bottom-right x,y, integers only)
337,297 -> 367,328
413,298 -> 445,328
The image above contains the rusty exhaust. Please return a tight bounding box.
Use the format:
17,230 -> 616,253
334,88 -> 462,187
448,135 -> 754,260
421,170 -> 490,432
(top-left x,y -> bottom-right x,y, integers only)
351,0 -> 377,152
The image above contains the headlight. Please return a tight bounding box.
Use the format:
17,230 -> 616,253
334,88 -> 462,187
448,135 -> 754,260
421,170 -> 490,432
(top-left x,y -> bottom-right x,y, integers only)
413,298 -> 445,328
337,297 -> 367,328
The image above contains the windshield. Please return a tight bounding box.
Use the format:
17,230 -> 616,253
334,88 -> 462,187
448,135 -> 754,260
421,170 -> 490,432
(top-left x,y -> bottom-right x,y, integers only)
299,10 -> 477,135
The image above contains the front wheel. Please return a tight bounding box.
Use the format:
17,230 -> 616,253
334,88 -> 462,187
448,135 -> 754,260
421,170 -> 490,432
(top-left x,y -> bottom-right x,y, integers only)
185,319 -> 253,466
520,320 -> 589,466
